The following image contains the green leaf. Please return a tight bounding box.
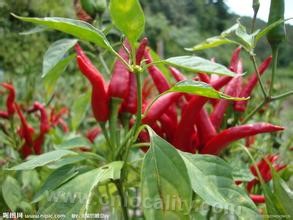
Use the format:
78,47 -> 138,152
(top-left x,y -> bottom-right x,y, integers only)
141,128 -> 192,219
71,91 -> 91,130
234,23 -> 254,51
164,56 -> 236,76
32,165 -> 80,203
8,150 -> 77,170
185,23 -> 239,51
43,54 -> 75,98
46,155 -> 86,169
109,0 -> 145,44
55,136 -> 92,150
185,36 -> 235,51
37,161 -> 124,219
42,39 -> 77,77
2,176 -> 22,211
167,80 -> 248,101
19,25 -> 48,35
179,152 -> 260,219
12,14 -> 112,50
256,19 -> 284,42
270,170 -> 293,217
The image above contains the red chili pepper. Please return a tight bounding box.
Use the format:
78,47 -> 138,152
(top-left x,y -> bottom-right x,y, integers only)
198,73 -> 210,83
0,111 -> 9,119
86,127 -> 101,143
109,40 -> 130,100
235,56 -> 272,112
172,75 -> 237,153
122,38 -> 148,114
172,96 -> 207,153
15,104 -> 35,158
247,154 -> 286,192
50,107 -> 69,132
33,133 -> 45,155
159,113 -> 176,141
195,109 -> 217,148
142,93 -> 181,125
144,48 -> 170,93
31,102 -> 50,134
229,46 -> 242,72
250,194 -> 265,204
169,67 -> 187,82
0,83 -> 16,117
136,37 -> 148,65
75,44 -> 109,122
200,123 -> 284,155
210,74 -> 242,130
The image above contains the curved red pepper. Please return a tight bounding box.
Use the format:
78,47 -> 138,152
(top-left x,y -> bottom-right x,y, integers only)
195,109 -> 217,148
142,93 -> 181,125
235,56 -> 272,112
50,107 -> 69,132
31,102 -> 50,134
0,83 -> 16,117
201,123 -> 284,155
15,104 -> 35,158
210,74 -> 242,130
159,113 -> 176,141
250,194 -> 265,204
198,73 -> 210,83
75,44 -> 109,122
144,48 -> 170,93
109,40 -> 130,99
172,96 -> 207,153
172,75 -> 236,153
169,67 -> 187,82
229,46 -> 242,72
122,38 -> 148,114
136,37 -> 148,65
86,127 -> 101,143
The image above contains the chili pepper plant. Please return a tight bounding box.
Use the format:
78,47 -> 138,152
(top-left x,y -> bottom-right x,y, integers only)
1,0 -> 293,219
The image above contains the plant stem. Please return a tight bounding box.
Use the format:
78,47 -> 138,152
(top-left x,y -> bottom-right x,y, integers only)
272,90 -> 293,100
109,98 -> 122,149
250,54 -> 267,98
100,122 -> 113,150
114,180 -> 129,220
133,71 -> 142,134
269,47 -> 279,97
242,100 -> 266,124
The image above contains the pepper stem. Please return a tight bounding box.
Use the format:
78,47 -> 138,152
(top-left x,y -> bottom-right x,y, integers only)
109,98 -> 122,150
269,47 -> 279,97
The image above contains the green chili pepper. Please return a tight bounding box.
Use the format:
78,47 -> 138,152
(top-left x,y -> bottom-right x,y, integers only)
267,0 -> 285,50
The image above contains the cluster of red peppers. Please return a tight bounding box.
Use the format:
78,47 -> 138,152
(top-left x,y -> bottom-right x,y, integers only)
74,40 -> 287,205
74,40 -> 284,156
247,154 -> 286,204
0,83 -> 68,158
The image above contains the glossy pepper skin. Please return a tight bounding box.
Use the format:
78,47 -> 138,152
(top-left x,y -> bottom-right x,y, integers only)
122,38 -> 149,114
250,194 -> 265,204
109,40 -> 130,100
144,48 -> 170,93
142,93 -> 181,125
200,123 -> 284,155
235,56 -> 272,112
15,104 -> 35,158
195,109 -> 217,148
172,74 -> 237,153
75,44 -> 109,122
267,0 -> 285,50
0,83 -> 16,118
29,102 -> 51,154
